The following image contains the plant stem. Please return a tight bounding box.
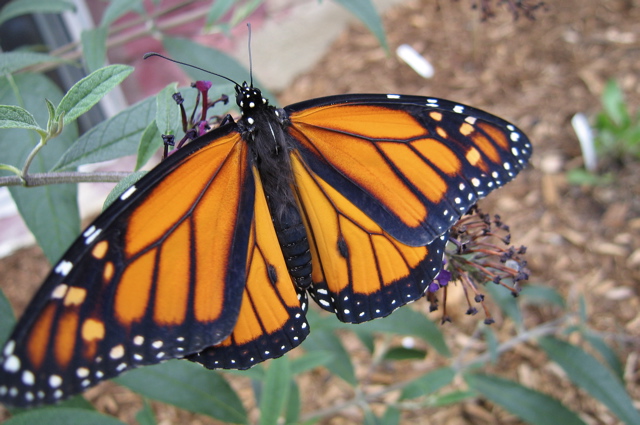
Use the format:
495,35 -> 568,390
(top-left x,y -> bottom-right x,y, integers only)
0,171 -> 131,187
299,317 -> 568,423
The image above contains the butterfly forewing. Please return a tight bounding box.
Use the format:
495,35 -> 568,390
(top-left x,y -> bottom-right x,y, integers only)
286,94 -> 531,247
0,129 -> 256,406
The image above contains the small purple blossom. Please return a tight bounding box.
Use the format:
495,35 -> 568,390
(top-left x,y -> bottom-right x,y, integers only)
194,80 -> 212,92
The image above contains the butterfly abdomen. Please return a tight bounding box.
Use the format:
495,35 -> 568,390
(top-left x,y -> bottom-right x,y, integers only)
238,92 -> 313,290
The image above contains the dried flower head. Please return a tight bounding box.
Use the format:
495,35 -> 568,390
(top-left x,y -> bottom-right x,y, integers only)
426,205 -> 529,325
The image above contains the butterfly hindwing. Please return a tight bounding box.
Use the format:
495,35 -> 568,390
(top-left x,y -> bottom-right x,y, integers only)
290,152 -> 448,323
0,128 -> 256,406
286,94 -> 531,247
188,167 -> 310,369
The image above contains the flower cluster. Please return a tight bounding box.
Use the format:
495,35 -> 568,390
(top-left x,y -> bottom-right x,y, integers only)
426,206 -> 529,325
165,80 -> 228,156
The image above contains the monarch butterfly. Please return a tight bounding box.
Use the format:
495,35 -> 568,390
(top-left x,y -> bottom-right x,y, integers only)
0,64 -> 531,407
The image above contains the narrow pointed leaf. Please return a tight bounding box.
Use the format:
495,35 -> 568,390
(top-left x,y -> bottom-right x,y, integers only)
400,367 -> 455,400
52,95 -> 156,170
135,399 -> 157,425
332,0 -> 388,50
539,337 -> 640,425
81,27 -> 108,73
582,331 -> 625,381
465,373 -> 587,425
56,64 -> 133,125
161,37 -> 276,104
259,357 -> 292,425
0,0 -> 75,26
302,325 -> 356,386
284,381 -> 301,425
521,284 -> 565,307
101,0 -> 144,26
0,105 -> 43,133
0,52 -> 67,75
290,351 -> 333,375
135,120 -> 162,171
115,360 -> 247,424
355,307 -> 450,356
205,0 -> 236,26
155,82 -> 180,135
3,408 -> 126,425
102,171 -> 146,210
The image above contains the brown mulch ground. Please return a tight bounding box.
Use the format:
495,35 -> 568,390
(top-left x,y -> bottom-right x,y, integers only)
1,0 -> 639,424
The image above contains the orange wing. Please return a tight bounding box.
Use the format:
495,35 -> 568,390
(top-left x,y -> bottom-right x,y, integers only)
286,96 -> 531,247
188,167 -> 309,369
291,152 -> 447,323
0,129 -> 256,406
284,95 -> 530,322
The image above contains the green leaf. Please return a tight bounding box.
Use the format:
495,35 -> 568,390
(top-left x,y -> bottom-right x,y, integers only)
283,381 -> 301,425
162,36 -> 248,82
0,105 -> 44,134
3,408 -> 126,425
520,284 -> 566,308
135,120 -> 162,171
259,357 -> 292,425
566,168 -> 613,186
582,331 -> 625,381
81,27 -> 108,73
0,73 -> 79,263
0,288 -> 16,346
355,307 -> 450,357
115,360 -> 247,424
0,51 -> 67,75
601,80 -> 629,128
578,296 -> 587,324
379,407 -> 401,425
430,390 -> 475,407
56,64 -> 133,125
102,171 -> 146,210
539,337 -> 640,425
161,37 -> 277,104
0,0 -> 75,27
205,0 -> 236,26
229,0 -> 263,27
382,347 -> 426,361
355,328 -> 375,353
332,0 -> 388,50
135,399 -> 157,425
155,82 -> 180,135
465,373 -> 587,425
101,0 -> 144,26
289,351 -> 333,375
301,324 -> 357,386
52,95 -> 156,170
482,325 -> 499,364
400,367 -> 455,400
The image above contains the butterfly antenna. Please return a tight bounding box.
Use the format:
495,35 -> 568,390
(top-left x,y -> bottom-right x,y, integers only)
247,23 -> 253,87
143,52 -> 240,87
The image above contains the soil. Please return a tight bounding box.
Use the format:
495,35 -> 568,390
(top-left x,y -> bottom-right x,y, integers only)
1,0 -> 639,424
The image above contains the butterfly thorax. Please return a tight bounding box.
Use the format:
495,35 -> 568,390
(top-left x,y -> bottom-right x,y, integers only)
236,83 -> 312,288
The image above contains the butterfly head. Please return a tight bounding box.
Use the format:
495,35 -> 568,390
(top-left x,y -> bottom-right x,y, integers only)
236,82 -> 268,115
